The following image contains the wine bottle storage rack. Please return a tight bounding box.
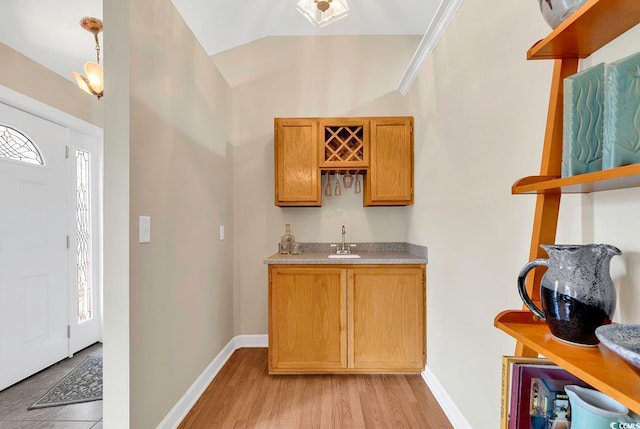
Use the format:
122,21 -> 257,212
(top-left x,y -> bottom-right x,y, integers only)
323,126 -> 366,165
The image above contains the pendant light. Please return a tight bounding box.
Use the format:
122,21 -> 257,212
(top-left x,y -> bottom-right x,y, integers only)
297,0 -> 349,27
71,17 -> 104,100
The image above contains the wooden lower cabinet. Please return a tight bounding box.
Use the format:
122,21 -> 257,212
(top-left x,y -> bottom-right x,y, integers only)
269,267 -> 347,372
268,265 -> 426,374
349,267 -> 425,371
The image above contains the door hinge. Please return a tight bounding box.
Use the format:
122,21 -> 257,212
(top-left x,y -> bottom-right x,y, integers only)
67,325 -> 71,338
275,188 -> 279,196
423,273 -> 426,285
269,274 -> 272,283
66,235 -> 70,249
65,146 -> 69,159
410,125 -> 413,134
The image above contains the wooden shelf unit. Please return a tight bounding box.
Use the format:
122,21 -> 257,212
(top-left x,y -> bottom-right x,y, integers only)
527,0 -> 640,60
497,0 -> 640,419
512,164 -> 640,194
495,311 -> 640,414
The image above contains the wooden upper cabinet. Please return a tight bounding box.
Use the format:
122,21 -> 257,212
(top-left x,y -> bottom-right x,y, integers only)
318,118 -> 369,169
365,117 -> 414,206
274,116 -> 414,207
274,118 -> 321,206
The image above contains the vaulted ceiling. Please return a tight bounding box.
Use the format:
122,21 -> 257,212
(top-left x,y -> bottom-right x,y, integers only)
172,0 -> 442,55
0,0 -> 446,86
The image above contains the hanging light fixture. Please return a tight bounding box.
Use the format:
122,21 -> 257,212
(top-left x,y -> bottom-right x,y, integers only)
297,0 -> 349,28
72,17 -> 104,100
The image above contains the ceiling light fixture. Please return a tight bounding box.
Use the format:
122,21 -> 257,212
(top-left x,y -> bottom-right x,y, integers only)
72,17 -> 104,100
297,0 -> 349,28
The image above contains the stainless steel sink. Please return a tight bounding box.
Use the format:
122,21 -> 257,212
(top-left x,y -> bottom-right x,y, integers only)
327,254 -> 361,259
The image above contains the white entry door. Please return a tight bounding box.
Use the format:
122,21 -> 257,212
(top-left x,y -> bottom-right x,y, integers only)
0,102 -> 70,390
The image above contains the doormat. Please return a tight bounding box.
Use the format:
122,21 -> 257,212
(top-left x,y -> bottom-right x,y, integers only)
29,356 -> 102,409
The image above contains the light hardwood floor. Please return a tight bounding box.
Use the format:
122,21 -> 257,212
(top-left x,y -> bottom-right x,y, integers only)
179,348 -> 452,428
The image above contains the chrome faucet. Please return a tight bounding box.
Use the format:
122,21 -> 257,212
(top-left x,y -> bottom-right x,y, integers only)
336,225 -> 351,255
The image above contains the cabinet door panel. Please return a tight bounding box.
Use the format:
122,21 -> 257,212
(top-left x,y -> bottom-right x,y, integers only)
365,118 -> 414,206
275,119 -> 320,206
270,267 -> 347,371
349,267 -> 425,370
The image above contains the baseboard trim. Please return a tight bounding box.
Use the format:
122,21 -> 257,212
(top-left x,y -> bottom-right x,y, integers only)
421,367 -> 472,429
234,334 -> 268,348
156,334 -> 268,429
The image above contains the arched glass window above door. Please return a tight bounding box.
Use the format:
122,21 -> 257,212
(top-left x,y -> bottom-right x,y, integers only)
0,125 -> 44,165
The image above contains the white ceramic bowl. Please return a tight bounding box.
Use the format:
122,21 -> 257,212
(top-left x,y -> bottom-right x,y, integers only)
595,324 -> 640,370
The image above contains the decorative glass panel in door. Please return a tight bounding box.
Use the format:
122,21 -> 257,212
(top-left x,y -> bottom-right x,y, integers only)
0,125 -> 44,165
76,149 -> 92,323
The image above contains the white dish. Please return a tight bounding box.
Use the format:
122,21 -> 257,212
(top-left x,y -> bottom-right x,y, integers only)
327,254 -> 361,259
595,324 -> 640,370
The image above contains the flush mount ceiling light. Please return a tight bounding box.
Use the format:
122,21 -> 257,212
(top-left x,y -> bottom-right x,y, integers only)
71,17 -> 104,100
297,0 -> 349,28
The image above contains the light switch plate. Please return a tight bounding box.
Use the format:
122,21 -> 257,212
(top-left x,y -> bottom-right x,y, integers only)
219,225 -> 225,241
139,216 -> 151,244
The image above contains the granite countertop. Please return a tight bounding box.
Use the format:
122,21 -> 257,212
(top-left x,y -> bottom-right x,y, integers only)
264,242 -> 427,265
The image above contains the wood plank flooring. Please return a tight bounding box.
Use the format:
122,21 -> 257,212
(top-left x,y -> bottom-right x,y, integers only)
179,348 -> 452,429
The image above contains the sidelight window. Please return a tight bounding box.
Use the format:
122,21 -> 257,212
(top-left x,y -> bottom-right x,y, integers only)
76,149 -> 93,322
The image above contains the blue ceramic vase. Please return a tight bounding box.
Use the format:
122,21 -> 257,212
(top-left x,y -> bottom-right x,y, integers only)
538,0 -> 589,29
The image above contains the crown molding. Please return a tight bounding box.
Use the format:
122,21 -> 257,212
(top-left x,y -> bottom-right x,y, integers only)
397,0 -> 463,96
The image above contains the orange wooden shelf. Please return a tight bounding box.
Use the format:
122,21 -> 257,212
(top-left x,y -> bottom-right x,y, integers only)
512,163 -> 640,194
495,310 -> 640,414
527,0 -> 640,60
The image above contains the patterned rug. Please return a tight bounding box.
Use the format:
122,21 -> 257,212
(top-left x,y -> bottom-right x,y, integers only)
29,356 -> 102,409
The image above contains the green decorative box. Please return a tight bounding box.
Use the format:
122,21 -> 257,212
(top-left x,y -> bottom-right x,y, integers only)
603,51 -> 640,169
562,63 -> 605,177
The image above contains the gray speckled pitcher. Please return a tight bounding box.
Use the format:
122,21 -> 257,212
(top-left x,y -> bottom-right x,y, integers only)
518,244 -> 621,346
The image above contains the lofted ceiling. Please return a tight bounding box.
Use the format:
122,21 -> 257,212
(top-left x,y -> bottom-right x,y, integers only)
0,0 -> 446,86
171,0 -> 442,56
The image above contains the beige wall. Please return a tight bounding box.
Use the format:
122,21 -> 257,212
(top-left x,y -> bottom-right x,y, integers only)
104,0 -> 235,427
405,0 -> 640,427
213,35 -> 421,335
129,1 -> 234,427
0,42 -> 103,127
103,0 -> 130,427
